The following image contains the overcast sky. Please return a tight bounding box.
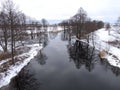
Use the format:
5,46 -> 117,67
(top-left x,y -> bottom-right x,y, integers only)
1,0 -> 120,23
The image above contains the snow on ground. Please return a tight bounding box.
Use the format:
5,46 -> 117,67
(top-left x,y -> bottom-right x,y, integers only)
0,26 -> 63,88
0,44 -> 43,88
95,29 -> 116,42
80,27 -> 120,68
0,47 -> 3,52
47,26 -> 63,32
0,59 -> 10,66
26,26 -> 63,34
57,26 -> 63,31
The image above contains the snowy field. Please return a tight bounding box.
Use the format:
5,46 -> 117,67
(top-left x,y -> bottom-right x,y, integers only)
47,26 -> 63,32
26,26 -> 63,34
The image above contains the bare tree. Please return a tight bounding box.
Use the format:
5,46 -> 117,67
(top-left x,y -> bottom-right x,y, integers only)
16,12 -> 26,45
117,16 -> 120,26
0,11 -> 9,52
5,0 -> 16,64
73,7 -> 87,39
105,23 -> 111,35
27,17 -> 35,39
1,0 -> 23,64
116,17 -> 120,34
41,18 -> 48,33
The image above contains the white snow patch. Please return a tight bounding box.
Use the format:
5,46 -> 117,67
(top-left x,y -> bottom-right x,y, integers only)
0,46 -> 3,52
26,26 -> 63,34
95,28 -> 116,42
0,59 -> 10,66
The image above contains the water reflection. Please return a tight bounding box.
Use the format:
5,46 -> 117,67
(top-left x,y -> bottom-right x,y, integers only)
39,33 -> 49,48
2,32 -> 120,90
111,67 -> 120,76
100,59 -> 120,77
67,38 -> 120,76
8,67 -> 40,90
61,32 -> 69,41
49,32 -> 58,40
35,50 -> 47,65
67,40 -> 98,71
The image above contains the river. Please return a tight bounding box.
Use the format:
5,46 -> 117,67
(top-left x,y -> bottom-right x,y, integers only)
1,32 -> 120,90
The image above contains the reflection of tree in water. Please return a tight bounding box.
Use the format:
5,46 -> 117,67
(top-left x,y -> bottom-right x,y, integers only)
68,39 -> 120,75
61,31 -> 69,41
100,59 -> 120,76
68,40 -> 98,72
35,50 -> 47,65
43,34 -> 49,48
49,32 -> 58,40
9,68 -> 40,90
111,67 -> 120,76
39,33 -> 49,48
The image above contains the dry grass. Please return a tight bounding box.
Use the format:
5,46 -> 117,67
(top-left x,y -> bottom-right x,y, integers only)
107,40 -> 120,48
0,47 -> 30,61
0,55 -> 29,73
108,40 -> 119,45
0,46 -> 31,73
100,50 -> 119,60
0,58 -> 20,73
15,47 -> 30,55
99,50 -> 107,59
0,52 -> 12,61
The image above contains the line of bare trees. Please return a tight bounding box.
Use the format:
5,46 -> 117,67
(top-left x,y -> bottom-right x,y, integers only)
0,0 -> 27,64
27,17 -> 48,40
0,0 -> 49,64
60,7 -> 104,39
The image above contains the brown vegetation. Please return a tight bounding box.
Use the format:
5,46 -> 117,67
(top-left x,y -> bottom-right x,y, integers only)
108,40 -> 119,46
0,52 -> 12,61
0,46 -> 30,61
99,50 -> 107,59
0,55 -> 29,73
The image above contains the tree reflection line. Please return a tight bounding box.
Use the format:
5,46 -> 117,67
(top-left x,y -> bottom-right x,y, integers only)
61,31 -> 120,76
8,67 -> 41,90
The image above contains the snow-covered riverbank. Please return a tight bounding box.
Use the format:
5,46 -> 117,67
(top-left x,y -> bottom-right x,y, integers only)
79,27 -> 120,68
0,44 -> 43,88
0,26 -> 63,88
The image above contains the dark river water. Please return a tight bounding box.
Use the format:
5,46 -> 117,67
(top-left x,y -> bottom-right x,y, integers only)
1,32 -> 120,90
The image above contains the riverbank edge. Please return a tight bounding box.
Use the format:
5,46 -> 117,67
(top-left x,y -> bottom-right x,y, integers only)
75,28 -> 120,69
0,44 -> 43,88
